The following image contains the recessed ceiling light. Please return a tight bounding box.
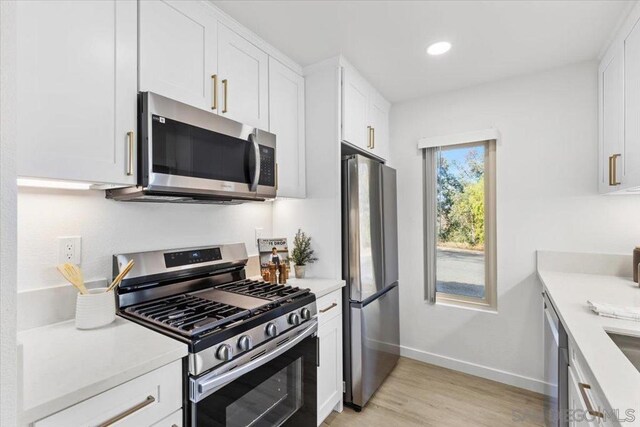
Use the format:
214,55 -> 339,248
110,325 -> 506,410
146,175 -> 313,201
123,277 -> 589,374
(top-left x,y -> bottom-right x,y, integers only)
427,41 -> 452,56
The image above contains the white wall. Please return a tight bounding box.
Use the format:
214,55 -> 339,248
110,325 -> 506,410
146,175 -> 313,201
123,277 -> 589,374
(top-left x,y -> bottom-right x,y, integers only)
1,0 -> 18,423
17,190 -> 273,291
391,61 -> 640,392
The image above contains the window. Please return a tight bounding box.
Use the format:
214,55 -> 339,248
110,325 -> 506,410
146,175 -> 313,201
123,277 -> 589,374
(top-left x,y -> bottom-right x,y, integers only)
423,139 -> 496,309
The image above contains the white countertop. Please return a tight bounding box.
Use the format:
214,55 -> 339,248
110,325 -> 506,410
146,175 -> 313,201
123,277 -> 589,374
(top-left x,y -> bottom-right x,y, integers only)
18,317 -> 188,425
285,277 -> 345,298
538,264 -> 640,425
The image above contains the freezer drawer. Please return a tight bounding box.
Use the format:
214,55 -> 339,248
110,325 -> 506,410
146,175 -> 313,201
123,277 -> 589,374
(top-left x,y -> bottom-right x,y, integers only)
350,285 -> 400,408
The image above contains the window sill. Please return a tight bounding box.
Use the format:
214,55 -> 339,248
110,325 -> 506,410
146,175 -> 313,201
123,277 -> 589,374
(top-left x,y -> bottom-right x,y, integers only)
433,297 -> 498,314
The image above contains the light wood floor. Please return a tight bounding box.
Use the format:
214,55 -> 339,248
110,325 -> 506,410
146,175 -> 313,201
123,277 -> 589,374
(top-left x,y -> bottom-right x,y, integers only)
321,357 -> 545,427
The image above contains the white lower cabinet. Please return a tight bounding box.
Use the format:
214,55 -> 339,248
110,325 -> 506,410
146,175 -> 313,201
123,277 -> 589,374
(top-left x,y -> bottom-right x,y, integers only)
317,290 -> 343,426
151,409 -> 183,427
33,360 -> 182,427
568,341 -> 606,426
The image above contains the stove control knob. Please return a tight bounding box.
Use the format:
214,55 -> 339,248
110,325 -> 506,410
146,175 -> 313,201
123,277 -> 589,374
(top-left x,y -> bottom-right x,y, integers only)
300,308 -> 312,321
288,313 -> 301,326
216,344 -> 233,361
266,323 -> 277,337
237,335 -> 252,352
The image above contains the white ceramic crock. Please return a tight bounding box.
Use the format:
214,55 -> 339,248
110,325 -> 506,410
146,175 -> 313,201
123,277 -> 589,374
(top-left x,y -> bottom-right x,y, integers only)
75,287 -> 116,330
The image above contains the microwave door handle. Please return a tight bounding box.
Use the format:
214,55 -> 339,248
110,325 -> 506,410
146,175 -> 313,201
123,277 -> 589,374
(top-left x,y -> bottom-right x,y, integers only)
249,133 -> 261,192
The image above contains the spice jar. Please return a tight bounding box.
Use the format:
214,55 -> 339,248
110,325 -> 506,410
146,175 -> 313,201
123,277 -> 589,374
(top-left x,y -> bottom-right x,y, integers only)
278,263 -> 287,284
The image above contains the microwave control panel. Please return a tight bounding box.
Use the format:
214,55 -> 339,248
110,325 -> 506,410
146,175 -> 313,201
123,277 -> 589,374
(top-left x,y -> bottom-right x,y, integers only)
258,145 -> 275,187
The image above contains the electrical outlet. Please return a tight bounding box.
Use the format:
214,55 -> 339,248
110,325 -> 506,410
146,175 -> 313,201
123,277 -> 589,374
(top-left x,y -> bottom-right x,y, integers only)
255,228 -> 264,247
58,236 -> 81,265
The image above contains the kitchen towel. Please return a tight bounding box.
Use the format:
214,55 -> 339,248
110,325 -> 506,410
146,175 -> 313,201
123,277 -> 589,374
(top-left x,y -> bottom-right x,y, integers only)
587,300 -> 640,321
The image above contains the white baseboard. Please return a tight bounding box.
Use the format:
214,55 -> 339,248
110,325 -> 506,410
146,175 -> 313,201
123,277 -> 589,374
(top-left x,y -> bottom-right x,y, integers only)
400,344 -> 549,395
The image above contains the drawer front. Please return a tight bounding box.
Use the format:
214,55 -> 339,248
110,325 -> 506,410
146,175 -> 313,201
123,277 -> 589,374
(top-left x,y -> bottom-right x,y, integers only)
35,360 -> 182,427
568,340 -> 607,425
317,290 -> 342,324
150,409 -> 183,427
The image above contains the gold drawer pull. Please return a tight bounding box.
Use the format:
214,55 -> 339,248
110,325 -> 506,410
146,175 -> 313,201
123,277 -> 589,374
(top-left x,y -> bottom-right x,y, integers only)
97,395 -> 155,427
578,383 -> 604,418
609,153 -> 621,186
367,126 -> 372,148
319,302 -> 338,313
371,127 -> 375,149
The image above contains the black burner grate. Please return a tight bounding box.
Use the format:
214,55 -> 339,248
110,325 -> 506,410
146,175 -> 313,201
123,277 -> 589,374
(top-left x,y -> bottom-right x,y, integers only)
125,294 -> 251,337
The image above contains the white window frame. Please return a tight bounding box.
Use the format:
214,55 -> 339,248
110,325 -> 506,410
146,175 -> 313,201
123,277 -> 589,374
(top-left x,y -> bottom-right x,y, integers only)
422,139 -> 497,311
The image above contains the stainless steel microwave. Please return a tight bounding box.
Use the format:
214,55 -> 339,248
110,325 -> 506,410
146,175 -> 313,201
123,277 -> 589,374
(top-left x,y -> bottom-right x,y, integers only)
107,92 -> 277,204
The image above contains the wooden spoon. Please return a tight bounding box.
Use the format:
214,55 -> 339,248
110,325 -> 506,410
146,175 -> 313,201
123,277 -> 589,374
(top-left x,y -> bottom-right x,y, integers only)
106,260 -> 135,293
56,263 -> 88,295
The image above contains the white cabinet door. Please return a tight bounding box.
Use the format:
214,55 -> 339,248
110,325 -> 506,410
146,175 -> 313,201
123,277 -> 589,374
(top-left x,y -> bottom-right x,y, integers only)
624,21 -> 640,190
16,0 -> 137,185
342,67 -> 371,151
369,91 -> 390,161
139,0 -> 218,112
317,299 -> 343,426
269,58 -> 306,198
218,24 -> 269,130
599,46 -> 625,193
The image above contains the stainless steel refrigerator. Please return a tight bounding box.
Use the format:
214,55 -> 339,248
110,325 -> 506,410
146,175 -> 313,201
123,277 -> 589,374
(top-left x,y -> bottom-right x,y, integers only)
342,154 -> 400,411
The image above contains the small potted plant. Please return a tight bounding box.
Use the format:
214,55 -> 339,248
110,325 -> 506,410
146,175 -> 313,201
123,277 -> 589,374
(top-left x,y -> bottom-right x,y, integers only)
290,229 -> 318,278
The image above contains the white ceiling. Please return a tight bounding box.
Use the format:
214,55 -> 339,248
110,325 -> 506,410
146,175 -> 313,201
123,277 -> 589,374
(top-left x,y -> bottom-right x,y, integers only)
213,0 -> 634,103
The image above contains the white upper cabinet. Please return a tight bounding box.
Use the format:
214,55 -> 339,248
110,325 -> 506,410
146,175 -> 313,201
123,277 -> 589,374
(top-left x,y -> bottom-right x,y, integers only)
342,67 -> 371,151
269,58 -> 306,198
139,0 -> 218,111
599,47 -> 625,192
341,65 -> 391,161
218,24 -> 269,130
16,0 -> 137,185
624,21 -> 640,190
369,91 -> 391,161
599,5 -> 640,193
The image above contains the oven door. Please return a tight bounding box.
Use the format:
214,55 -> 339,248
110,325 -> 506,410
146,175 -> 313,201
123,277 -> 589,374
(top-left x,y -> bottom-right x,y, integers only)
141,92 -> 277,200
189,322 -> 317,427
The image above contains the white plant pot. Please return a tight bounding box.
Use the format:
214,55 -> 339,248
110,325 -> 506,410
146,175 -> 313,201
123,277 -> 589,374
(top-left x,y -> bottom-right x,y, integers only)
294,265 -> 306,279
75,288 -> 116,330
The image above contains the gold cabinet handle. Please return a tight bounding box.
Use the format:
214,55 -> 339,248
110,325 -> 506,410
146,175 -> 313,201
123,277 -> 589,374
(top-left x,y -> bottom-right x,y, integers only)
367,126 -> 372,148
126,131 -> 134,176
211,74 -> 218,111
609,153 -> 621,186
578,383 -> 604,418
97,395 -> 155,427
222,79 -> 228,113
275,163 -> 279,192
371,127 -> 375,149
319,302 -> 338,313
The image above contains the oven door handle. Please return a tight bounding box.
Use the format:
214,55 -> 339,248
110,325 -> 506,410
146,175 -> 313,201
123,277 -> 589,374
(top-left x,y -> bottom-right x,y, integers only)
192,321 -> 317,402
249,133 -> 261,192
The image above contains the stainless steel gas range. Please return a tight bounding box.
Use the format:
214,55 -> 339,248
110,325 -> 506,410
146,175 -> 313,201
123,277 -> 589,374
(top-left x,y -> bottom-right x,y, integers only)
114,243 -> 318,427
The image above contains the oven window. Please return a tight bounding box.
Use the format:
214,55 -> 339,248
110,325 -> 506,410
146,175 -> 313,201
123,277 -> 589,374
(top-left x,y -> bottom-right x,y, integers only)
226,360 -> 302,427
193,336 -> 317,427
151,115 -> 252,184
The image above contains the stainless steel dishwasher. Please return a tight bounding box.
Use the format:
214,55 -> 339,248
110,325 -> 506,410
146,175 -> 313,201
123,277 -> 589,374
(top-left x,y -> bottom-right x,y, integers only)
543,291 -> 568,427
